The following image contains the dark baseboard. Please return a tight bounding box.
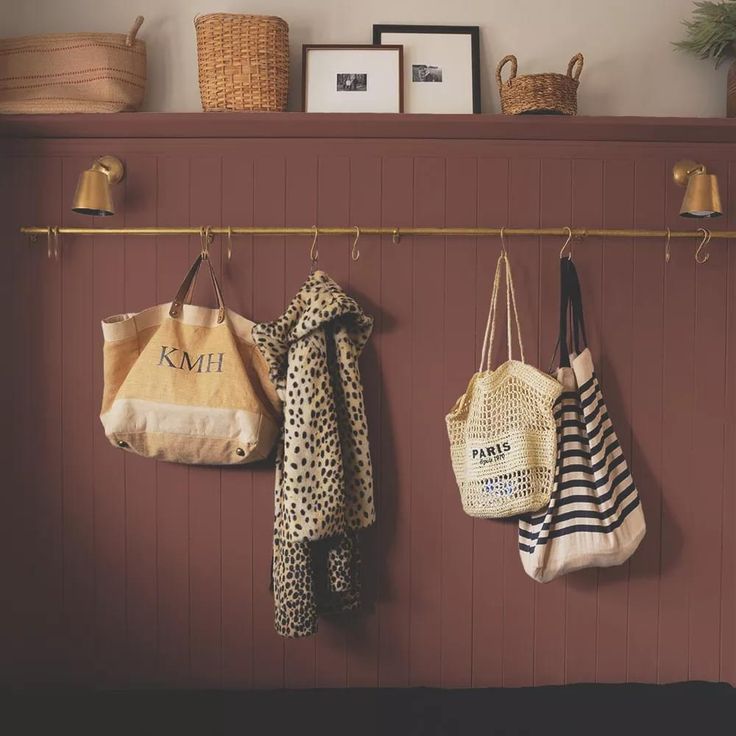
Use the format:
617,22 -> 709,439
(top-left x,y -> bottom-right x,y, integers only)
1,682 -> 734,736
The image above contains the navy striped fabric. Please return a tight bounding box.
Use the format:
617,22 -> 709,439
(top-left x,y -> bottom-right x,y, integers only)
518,356 -> 645,582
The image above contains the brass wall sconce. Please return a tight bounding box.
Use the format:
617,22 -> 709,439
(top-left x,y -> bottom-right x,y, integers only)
71,155 -> 125,216
672,159 -> 722,218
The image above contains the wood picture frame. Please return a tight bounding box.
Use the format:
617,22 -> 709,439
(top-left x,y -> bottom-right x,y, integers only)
372,24 -> 481,113
302,44 -> 404,113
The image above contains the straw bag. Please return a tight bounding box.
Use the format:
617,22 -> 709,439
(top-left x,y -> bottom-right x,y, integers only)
518,258 -> 645,582
194,13 -> 289,111
496,53 -> 583,115
446,251 -> 562,518
0,16 -> 146,114
100,247 -> 281,466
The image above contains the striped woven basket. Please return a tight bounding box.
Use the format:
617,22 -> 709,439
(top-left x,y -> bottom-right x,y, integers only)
194,13 -> 289,112
497,53 -> 583,115
0,16 -> 146,114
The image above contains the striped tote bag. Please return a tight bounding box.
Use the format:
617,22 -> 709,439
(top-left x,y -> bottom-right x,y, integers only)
518,258 -> 645,582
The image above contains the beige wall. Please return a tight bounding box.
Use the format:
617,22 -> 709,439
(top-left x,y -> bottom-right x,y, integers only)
0,0 -> 728,116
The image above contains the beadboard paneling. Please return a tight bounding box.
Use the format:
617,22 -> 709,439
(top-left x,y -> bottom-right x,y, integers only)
1,117 -> 734,688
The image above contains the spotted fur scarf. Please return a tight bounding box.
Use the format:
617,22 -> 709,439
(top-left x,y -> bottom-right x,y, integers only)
252,271 -> 375,638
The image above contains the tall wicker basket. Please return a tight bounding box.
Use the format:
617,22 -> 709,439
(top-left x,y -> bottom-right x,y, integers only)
194,13 -> 289,112
497,53 -> 584,115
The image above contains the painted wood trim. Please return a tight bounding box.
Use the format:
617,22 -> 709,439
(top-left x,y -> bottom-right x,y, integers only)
2,112 -> 736,143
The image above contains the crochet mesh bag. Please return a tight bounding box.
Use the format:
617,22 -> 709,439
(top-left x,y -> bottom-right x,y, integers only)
446,251 -> 562,518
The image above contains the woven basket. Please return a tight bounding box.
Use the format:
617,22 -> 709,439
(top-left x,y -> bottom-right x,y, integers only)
194,13 -> 289,112
497,53 -> 583,115
0,16 -> 145,114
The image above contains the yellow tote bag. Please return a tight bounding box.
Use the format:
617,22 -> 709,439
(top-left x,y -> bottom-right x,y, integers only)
100,250 -> 281,465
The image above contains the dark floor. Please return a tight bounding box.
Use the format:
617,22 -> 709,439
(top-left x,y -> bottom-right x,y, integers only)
1,682 -> 735,736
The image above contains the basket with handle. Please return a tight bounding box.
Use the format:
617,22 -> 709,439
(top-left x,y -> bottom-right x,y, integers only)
0,16 -> 146,113
496,53 -> 583,115
446,250 -> 562,519
194,13 -> 289,112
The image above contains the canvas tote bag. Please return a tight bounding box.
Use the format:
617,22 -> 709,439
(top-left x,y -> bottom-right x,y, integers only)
518,258 -> 646,582
446,251 -> 562,518
100,249 -> 281,465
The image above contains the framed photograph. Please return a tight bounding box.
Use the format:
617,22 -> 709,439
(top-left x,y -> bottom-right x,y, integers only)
302,45 -> 403,113
372,25 -> 480,114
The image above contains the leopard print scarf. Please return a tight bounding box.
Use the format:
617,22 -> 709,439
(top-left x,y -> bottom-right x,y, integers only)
252,271 -> 375,638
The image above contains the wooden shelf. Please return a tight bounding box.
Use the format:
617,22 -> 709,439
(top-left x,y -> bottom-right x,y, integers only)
0,111 -> 735,143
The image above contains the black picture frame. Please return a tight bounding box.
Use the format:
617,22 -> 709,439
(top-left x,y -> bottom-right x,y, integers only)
372,24 -> 481,113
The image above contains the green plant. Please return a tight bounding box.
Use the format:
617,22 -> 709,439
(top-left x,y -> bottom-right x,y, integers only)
675,0 -> 736,67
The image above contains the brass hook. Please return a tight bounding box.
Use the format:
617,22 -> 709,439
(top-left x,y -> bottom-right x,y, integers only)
50,226 -> 60,260
309,226 -> 319,272
559,226 -> 573,260
351,226 -> 361,261
392,227 -> 401,245
46,226 -> 53,260
200,226 -> 214,259
226,226 -> 233,263
664,227 -> 671,264
499,226 -> 508,256
695,227 -> 712,264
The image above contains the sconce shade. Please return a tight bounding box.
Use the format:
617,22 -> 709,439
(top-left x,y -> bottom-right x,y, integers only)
673,159 -> 722,219
71,155 -> 125,217
679,172 -> 722,218
72,168 -> 115,216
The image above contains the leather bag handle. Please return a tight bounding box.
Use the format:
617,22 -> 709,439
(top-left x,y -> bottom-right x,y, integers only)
169,253 -> 226,324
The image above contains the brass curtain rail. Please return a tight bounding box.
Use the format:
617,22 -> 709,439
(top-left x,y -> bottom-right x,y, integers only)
18,225 -> 736,239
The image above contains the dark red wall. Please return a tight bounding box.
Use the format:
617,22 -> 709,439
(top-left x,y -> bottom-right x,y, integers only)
1,113 -> 734,688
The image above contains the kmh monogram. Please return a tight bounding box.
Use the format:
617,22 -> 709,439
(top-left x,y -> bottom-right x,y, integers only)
158,345 -> 224,373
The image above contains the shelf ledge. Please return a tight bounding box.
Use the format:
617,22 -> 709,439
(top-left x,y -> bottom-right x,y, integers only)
1,112 -> 735,143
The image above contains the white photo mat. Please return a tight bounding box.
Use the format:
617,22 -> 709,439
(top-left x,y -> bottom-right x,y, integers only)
375,29 -> 479,114
303,46 -> 402,113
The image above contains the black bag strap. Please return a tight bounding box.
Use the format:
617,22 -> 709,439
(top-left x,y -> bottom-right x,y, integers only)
551,258 -> 588,370
566,259 -> 588,355
558,259 -> 573,367
549,259 -> 567,370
